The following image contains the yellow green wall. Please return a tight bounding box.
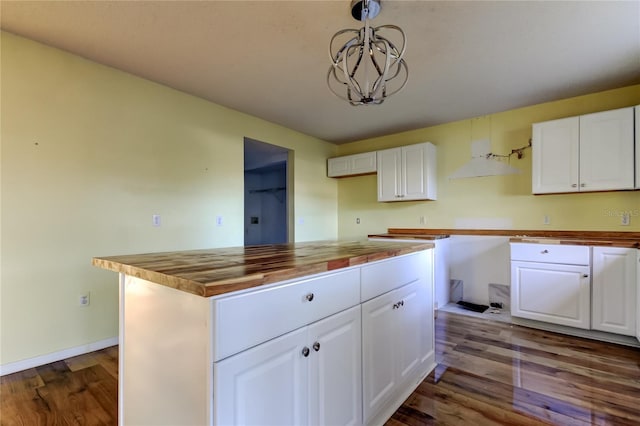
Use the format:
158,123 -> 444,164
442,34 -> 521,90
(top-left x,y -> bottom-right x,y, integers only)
0,32 -> 338,366
336,85 -> 640,239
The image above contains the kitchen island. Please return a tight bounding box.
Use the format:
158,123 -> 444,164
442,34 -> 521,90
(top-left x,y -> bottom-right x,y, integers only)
93,240 -> 436,426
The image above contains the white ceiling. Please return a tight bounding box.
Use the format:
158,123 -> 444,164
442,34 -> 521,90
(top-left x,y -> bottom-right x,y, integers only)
2,0 -> 639,144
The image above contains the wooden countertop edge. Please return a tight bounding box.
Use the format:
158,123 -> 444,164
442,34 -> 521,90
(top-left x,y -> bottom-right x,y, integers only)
92,243 -> 434,298
380,229 -> 640,248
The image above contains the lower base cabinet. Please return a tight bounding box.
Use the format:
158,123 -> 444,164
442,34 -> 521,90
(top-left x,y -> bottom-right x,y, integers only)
511,261 -> 591,329
511,243 -> 638,341
362,278 -> 433,423
117,250 -> 435,425
592,246 -> 637,336
214,305 -> 362,426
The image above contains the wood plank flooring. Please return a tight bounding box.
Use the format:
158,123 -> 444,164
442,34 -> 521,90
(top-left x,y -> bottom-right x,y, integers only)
387,311 -> 640,426
2,312 -> 639,425
1,346 -> 118,425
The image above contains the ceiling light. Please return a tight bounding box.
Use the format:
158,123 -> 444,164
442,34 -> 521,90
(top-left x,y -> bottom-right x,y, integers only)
327,0 -> 408,106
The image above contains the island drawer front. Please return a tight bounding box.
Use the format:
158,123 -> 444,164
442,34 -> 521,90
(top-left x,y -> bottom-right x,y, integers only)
361,251 -> 426,302
212,268 -> 360,361
510,243 -> 590,265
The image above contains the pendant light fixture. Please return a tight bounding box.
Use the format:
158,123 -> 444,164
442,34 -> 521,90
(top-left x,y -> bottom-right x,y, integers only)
327,0 -> 408,106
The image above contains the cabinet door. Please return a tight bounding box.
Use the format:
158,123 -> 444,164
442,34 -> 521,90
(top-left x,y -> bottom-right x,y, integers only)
349,152 -> 377,175
579,107 -> 635,191
402,143 -> 436,200
394,280 -> 423,385
511,261 -> 590,329
592,247 -> 637,336
308,306 -> 362,426
361,287 -> 398,421
214,327 -> 308,426
377,147 -> 402,201
328,152 -> 377,177
420,251 -> 435,365
532,117 -> 580,194
327,157 -> 351,177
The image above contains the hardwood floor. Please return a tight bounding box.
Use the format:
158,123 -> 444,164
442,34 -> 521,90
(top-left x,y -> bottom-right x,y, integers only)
2,312 -> 639,425
1,345 -> 118,425
387,311 -> 640,426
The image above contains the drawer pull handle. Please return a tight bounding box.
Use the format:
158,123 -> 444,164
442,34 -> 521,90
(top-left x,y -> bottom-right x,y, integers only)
582,274 -> 589,278
541,249 -> 549,254
399,300 -> 404,307
392,303 -> 398,309
571,184 -> 577,188
302,347 -> 310,357
305,293 -> 314,302
313,342 -> 320,352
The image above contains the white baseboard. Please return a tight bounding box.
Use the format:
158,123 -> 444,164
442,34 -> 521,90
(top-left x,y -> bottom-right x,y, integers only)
0,336 -> 118,376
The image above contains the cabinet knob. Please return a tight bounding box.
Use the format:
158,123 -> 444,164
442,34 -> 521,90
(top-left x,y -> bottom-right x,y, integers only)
302,347 -> 310,357
541,249 -> 549,254
580,183 -> 585,187
313,342 -> 320,352
305,293 -> 314,302
392,303 -> 398,309
399,300 -> 404,307
571,184 -> 577,188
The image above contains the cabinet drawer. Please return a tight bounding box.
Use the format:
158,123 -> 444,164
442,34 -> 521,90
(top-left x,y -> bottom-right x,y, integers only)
213,268 -> 360,361
361,252 -> 426,302
510,243 -> 590,265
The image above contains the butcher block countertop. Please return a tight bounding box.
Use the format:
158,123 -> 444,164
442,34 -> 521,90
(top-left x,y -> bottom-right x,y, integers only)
374,229 -> 640,248
92,240 -> 434,297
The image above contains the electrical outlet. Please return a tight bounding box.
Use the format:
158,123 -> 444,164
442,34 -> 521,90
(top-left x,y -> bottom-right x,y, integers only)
621,213 -> 630,226
79,292 -> 90,307
152,214 -> 161,227
216,216 -> 223,226
419,216 -> 426,225
543,215 -> 550,225
356,218 -> 360,224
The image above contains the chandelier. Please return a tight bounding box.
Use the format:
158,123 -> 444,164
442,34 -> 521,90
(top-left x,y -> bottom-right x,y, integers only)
327,0 -> 408,106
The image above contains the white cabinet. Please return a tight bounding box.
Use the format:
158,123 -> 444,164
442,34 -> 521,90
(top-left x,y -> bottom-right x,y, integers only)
362,278 -> 433,424
116,249 -> 434,425
579,108 -> 635,191
377,142 -> 437,201
592,247 -> 637,336
511,243 -> 591,329
214,326 -> 308,426
327,152 -> 377,177
214,305 -> 362,426
308,306 -> 362,426
532,107 -> 635,194
532,116 -> 579,194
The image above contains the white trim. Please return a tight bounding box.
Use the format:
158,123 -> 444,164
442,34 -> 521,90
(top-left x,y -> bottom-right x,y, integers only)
0,336 -> 118,376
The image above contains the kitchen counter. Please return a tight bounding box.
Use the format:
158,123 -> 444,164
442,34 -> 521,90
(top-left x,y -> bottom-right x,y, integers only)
92,240 -> 433,297
376,228 -> 640,248
101,241 -> 436,425
368,233 -> 450,240
509,236 -> 640,248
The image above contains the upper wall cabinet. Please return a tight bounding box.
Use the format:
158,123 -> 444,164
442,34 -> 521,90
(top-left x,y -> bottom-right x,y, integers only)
532,106 -> 635,194
377,142 -> 437,202
327,152 -> 377,178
